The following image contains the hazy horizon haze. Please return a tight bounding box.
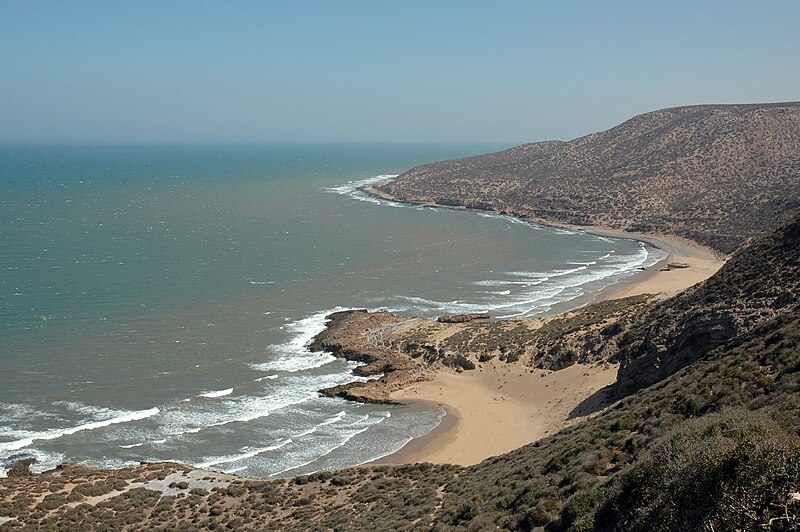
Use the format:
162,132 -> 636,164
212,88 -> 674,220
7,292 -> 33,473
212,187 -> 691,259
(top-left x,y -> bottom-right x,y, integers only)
1,1 -> 798,144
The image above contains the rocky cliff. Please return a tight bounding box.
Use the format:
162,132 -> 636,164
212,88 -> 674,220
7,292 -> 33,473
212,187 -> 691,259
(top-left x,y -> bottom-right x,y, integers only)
376,102 -> 800,253
615,213 -> 800,395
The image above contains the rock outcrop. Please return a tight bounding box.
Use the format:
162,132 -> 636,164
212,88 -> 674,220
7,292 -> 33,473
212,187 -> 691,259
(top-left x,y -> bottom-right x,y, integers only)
307,296 -> 654,405
436,312 -> 490,323
308,310 -> 431,404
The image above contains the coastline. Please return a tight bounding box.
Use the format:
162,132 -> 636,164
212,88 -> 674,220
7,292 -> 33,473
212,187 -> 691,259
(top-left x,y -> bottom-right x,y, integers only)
364,183 -> 722,260
358,182 -> 726,466
364,183 -> 725,300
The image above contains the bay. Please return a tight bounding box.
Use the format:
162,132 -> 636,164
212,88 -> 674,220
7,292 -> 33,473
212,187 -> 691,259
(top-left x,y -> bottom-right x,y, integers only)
0,143 -> 663,477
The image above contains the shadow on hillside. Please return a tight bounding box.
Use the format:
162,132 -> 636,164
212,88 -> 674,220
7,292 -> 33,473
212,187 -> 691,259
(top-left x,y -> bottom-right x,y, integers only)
568,383 -> 617,419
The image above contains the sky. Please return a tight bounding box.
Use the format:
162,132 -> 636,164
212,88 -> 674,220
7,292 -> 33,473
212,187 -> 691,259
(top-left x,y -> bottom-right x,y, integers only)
1,1 -> 798,144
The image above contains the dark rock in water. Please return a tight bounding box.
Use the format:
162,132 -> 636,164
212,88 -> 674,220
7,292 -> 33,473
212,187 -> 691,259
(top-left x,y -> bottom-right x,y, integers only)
2,453 -> 37,477
318,383 -> 401,405
437,312 -> 490,323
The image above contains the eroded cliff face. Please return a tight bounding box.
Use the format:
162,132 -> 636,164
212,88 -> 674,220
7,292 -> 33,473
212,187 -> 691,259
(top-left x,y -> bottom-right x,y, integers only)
615,213 -> 800,395
376,103 -> 800,254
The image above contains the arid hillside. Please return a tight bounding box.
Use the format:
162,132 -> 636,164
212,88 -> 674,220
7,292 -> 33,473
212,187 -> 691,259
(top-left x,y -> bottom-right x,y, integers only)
376,102 -> 800,253
615,213 -> 800,395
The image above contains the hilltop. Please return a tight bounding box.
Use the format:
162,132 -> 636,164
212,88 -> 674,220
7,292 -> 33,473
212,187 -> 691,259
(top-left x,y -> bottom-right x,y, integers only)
375,102 -> 800,253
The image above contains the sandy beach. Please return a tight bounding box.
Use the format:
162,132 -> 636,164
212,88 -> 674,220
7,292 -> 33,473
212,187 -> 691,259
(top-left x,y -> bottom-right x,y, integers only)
383,363 -> 618,466
368,223 -> 725,466
572,224 -> 725,300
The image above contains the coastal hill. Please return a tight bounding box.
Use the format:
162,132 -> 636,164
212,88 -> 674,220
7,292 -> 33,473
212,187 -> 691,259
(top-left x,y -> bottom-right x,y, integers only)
375,102 -> 800,253
2,215 -> 797,530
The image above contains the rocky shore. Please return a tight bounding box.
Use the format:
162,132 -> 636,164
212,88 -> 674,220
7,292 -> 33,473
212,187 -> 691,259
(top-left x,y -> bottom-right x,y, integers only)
308,294 -> 658,407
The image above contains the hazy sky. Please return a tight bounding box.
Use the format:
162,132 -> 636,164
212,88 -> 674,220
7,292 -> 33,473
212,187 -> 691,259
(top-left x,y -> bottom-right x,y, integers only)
1,1 -> 798,144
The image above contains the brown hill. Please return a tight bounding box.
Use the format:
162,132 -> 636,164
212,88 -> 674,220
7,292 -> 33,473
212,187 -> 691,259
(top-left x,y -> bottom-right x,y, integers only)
375,102 -> 800,253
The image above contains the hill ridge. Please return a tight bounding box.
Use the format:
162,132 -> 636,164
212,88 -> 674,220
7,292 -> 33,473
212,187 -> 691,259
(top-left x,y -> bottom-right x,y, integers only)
376,102 -> 800,253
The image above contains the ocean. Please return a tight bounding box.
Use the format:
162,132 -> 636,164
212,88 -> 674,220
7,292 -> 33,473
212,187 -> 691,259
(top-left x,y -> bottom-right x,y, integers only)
0,144 -> 665,477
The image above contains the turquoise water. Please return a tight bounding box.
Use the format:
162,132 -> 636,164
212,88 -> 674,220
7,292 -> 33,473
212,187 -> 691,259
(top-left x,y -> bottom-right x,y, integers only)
0,144 -> 664,476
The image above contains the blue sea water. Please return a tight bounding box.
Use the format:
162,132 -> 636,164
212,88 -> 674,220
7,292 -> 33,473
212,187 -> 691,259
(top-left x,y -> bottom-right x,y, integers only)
0,144 -> 664,476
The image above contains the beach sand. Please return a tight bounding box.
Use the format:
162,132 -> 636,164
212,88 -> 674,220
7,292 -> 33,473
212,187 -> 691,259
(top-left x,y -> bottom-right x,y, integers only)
382,363 -> 618,466
374,230 -> 725,466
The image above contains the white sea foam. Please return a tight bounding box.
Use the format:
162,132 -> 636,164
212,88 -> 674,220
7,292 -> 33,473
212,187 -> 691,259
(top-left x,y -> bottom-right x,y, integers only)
119,351 -> 366,445
250,307 -> 354,373
292,411 -> 349,438
269,412 -> 391,478
254,374 -> 279,382
197,439 -> 293,469
250,353 -> 335,373
0,407 -> 160,454
206,395 -> 316,428
550,265 -> 589,277
197,388 -> 234,398
504,271 -> 553,278
323,175 -> 400,206
473,278 -> 547,287
397,241 -> 660,320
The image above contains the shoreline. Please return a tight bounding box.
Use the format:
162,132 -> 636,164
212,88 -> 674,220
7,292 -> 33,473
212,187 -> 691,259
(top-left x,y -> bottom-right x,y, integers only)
357,182 -> 725,466
367,402 -> 457,465
364,183 -> 725,301
3,181 -> 726,480
363,183 -> 723,261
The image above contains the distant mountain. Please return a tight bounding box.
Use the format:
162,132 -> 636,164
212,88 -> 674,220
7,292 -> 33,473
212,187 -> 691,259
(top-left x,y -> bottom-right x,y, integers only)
376,102 -> 800,253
